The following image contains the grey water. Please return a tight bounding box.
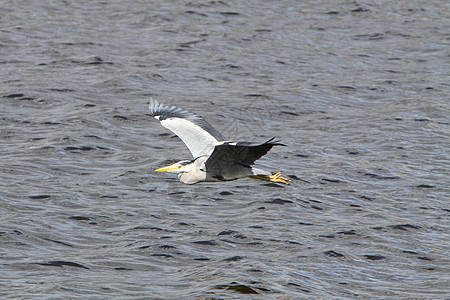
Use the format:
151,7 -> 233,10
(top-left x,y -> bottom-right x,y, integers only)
1,0 -> 449,298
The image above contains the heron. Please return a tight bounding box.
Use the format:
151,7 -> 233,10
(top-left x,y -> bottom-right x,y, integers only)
149,99 -> 291,185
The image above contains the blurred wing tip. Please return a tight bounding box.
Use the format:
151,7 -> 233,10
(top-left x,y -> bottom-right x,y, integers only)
149,97 -> 161,110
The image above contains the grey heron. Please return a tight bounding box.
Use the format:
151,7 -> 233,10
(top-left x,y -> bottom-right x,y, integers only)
149,99 -> 291,185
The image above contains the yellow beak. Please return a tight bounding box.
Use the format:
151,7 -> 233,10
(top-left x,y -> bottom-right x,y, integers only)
155,163 -> 179,172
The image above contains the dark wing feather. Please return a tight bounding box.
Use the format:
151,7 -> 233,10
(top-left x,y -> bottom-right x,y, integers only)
148,98 -> 225,141
205,138 -> 286,172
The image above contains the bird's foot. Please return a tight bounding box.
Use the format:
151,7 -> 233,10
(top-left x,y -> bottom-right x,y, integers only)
269,171 -> 291,184
249,172 -> 291,185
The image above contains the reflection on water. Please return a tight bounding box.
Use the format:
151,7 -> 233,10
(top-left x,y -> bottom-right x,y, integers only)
1,0 -> 448,298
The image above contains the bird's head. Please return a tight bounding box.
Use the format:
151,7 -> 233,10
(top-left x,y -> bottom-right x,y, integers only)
155,160 -> 193,173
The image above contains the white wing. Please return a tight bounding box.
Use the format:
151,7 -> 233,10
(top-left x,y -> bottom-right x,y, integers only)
149,98 -> 225,158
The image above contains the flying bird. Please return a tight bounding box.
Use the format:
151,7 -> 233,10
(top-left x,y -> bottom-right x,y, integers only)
149,99 -> 291,185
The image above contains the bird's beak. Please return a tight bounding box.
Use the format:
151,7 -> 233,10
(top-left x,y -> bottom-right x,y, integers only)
155,163 -> 179,172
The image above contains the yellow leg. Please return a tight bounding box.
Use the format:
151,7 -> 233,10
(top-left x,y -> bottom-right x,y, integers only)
249,172 -> 291,185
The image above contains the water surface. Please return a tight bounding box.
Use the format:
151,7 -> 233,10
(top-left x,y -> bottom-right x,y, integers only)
1,0 -> 449,298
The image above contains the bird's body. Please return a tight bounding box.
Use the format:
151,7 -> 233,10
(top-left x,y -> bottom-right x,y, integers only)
149,99 -> 290,185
